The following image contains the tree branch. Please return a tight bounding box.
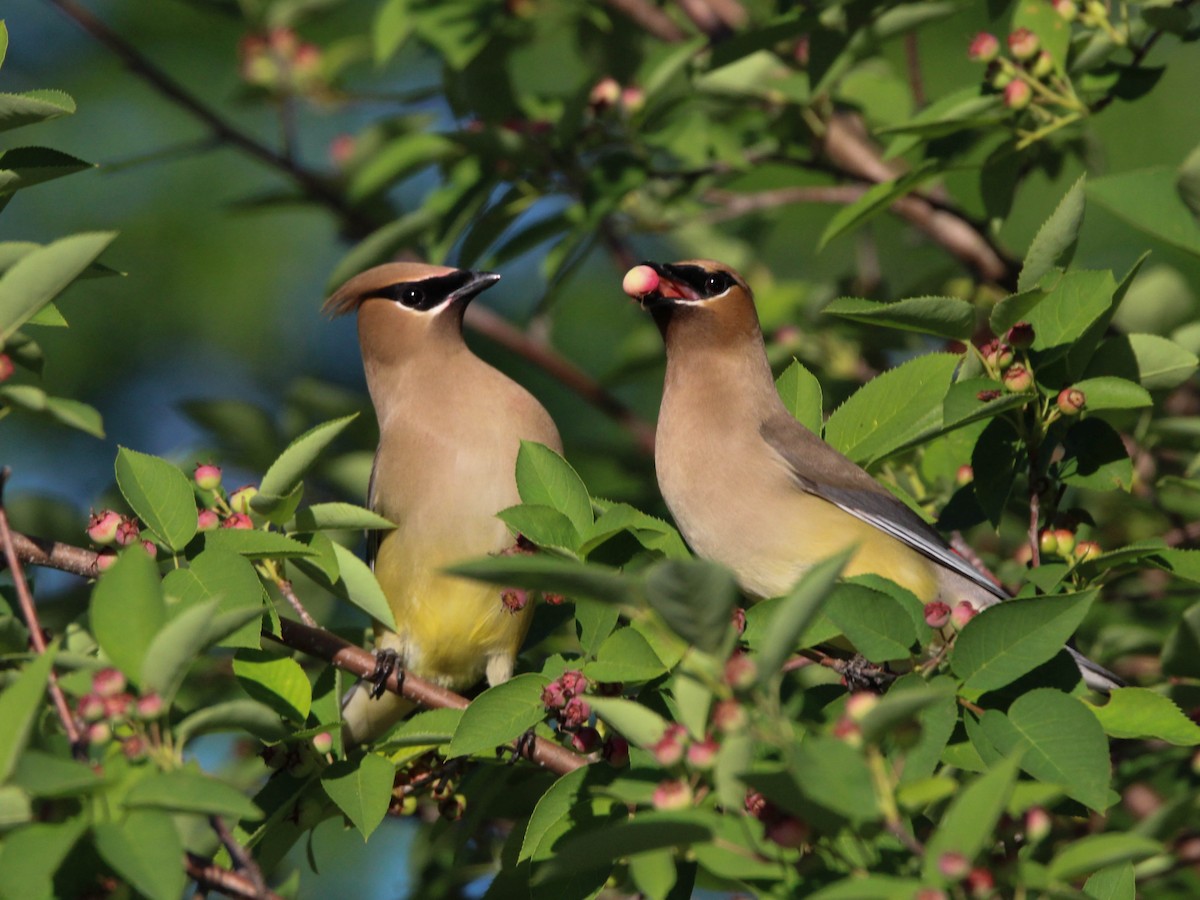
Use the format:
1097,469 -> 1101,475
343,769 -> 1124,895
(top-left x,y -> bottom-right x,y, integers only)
9,531 -> 588,777
603,0 -> 688,41
186,854 -> 283,900
0,471 -> 84,752
208,816 -> 269,900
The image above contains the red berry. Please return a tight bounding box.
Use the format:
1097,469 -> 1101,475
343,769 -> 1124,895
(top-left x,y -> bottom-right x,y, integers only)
1057,387 -> 1086,415
1002,363 -> 1033,392
924,601 -> 952,629
1008,28 -> 1039,60
832,716 -> 862,746
561,696 -> 591,729
765,816 -> 809,849
222,513 -> 253,530
87,510 -> 123,545
142,540 -> 158,559
0,354 -> 13,382
559,670 -> 589,697
500,588 -> 528,613
122,735 -> 149,761
651,779 -> 693,811
1074,540 -> 1102,562
1003,79 -> 1033,110
114,518 -> 141,547
197,508 -> 219,531
1005,321 -> 1034,349
951,601 -> 978,630
570,726 -> 601,753
95,549 -> 118,572
712,698 -> 748,733
966,868 -> 995,896
602,735 -> 630,767
135,693 -> 164,719
968,32 -> 1000,63
541,681 -> 567,710
312,731 -> 334,754
724,651 -> 757,689
93,668 -> 126,698
193,463 -> 222,491
956,465 -> 974,486
938,851 -> 971,880
686,737 -> 719,770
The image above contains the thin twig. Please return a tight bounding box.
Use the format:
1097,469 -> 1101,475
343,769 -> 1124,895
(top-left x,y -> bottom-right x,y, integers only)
274,578 -> 317,628
0,470 -> 84,752
904,33 -> 926,108
10,529 -> 591,776
186,854 -> 284,900
701,185 -> 866,223
209,816 -> 269,900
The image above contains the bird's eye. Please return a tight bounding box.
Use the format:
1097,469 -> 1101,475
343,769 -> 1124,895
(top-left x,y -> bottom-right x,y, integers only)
705,274 -> 728,296
400,287 -> 424,307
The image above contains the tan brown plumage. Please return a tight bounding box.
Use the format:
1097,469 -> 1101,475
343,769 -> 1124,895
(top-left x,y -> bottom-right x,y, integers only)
625,258 -> 1119,691
329,262 -> 562,742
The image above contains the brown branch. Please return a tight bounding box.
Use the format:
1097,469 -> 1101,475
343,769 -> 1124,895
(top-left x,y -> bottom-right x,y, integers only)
274,578 -> 317,629
10,529 -> 589,775
904,33 -> 926,108
821,115 -> 1017,288
0,471 -> 84,752
273,619 -> 587,775
45,0 -> 378,240
701,185 -> 865,223
7,529 -> 99,578
209,816 -> 269,900
604,0 -> 688,41
186,854 -> 283,900
465,304 -> 657,455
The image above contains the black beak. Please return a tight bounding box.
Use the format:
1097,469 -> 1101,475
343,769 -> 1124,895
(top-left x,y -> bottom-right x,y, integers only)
449,270 -> 501,305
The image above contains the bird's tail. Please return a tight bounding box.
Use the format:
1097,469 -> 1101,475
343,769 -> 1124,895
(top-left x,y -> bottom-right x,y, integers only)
1068,646 -> 1124,693
341,681 -> 416,745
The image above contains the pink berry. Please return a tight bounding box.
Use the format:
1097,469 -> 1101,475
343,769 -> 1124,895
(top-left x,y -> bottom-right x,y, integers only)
832,716 -> 862,746
142,540 -> 158,559
78,694 -> 105,723
312,731 -> 334,755
95,549 -> 118,572
1008,28 -> 1039,61
588,77 -> 620,109
925,601 -> 952,629
570,726 -> 601,753
1005,321 -> 1034,350
619,85 -> 645,114
114,518 -> 141,547
956,465 -> 974,486
1002,363 -> 1033,392
951,601 -> 978,630
1003,79 -> 1033,111
559,670 -> 589,697
652,734 -> 684,767
765,816 -> 809,849
135,693 -> 164,719
0,354 -> 13,382
938,851 -> 971,880
602,735 -> 630,767
622,265 -> 660,298
541,681 -> 567,710
724,651 -> 757,689
686,737 -> 719,770
87,722 -> 112,745
561,696 -> 591,729
1074,540 -> 1102,562
193,463 -> 222,491
86,510 -> 123,545
1052,0 -> 1078,21
712,698 -> 748,733
122,735 -> 149,761
968,32 -> 1000,63
845,692 -> 879,722
93,668 -> 126,698
500,588 -> 528,613
1053,528 -> 1076,556
1025,806 -> 1051,842
651,779 -> 693,811
222,513 -> 253,530
1057,387 -> 1086,415
197,509 -> 219,531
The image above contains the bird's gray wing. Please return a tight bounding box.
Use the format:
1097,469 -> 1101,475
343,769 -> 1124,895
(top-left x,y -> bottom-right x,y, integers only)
760,413 -> 1008,602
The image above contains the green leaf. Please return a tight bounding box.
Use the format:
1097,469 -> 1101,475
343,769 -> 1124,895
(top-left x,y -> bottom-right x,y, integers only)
775,358 -> 823,435
824,295 -> 976,341
447,673 -> 550,757
162,549 -> 265,649
1083,862 -> 1136,900
1089,167 -> 1200,257
808,876 -> 927,900
202,528 -> 316,559
544,810 -> 715,874
993,270 -> 1117,354
0,786 -> 33,827
824,582 -> 918,663
348,132 -> 457,203
1084,333 -> 1199,390
290,502 -> 395,533
253,414 -> 358,516
373,0 -> 413,64
641,559 -> 737,655
321,754 -> 394,841
90,549 -> 165,685
971,417 -> 1021,528
921,757 -> 1019,881
584,628 -> 669,683
515,441 -> 593,534
818,163 -> 939,250
857,681 -> 955,745
233,649 -> 312,723
0,89 -> 75,133
42,396 -> 104,437
125,768 -> 263,821
1087,688 -> 1200,745
520,766 -> 590,862
93,811 -> 185,900
1059,418 -> 1133,491
825,353 -> 960,465
1178,141 -> 1200,220
11,751 -> 101,798
575,598 -> 621,658
141,599 -> 264,701
176,699 -> 290,746
979,689 -> 1112,810
1013,0 -> 1072,70
771,735 -> 879,823
1067,377 -> 1152,412
496,504 -> 581,555
0,818 -> 85,900
0,232 -> 115,341
0,147 -> 91,195
0,644 -> 58,783
757,550 -> 850,683
1019,175 -> 1086,291
327,206 -> 440,290
1162,603 -> 1200,678
113,447 -> 197,552
582,501 -> 689,560
588,696 -> 669,748
448,554 -> 635,606
1049,834 -> 1161,882
628,849 -> 678,900
951,590 -> 1097,692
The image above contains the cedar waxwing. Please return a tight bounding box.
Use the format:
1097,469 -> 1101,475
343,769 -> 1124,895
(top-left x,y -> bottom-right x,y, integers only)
622,259 -> 1120,692
327,263 -> 562,742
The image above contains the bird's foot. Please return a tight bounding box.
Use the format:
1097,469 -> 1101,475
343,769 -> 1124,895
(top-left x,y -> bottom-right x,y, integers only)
504,728 -> 538,765
368,648 -> 404,699
837,655 -> 895,693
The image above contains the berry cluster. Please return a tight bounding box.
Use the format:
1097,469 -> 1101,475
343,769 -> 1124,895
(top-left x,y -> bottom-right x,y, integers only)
744,790 -> 810,849
974,322 -> 1088,421
541,669 -> 623,757
74,668 -> 164,761
86,510 -> 158,569
193,463 -> 260,532
238,28 -> 324,96
587,77 -> 645,116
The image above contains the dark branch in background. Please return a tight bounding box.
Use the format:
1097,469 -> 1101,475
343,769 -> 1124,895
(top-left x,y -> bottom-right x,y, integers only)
0,470 -> 85,754
186,854 -> 283,900
9,531 -> 589,778
701,185 -> 866,223
604,0 -> 687,41
209,815 -> 269,900
47,0 -> 658,457
904,33 -> 926,108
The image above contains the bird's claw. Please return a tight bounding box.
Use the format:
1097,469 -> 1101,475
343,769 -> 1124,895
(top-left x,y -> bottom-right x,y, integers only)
368,648 -> 403,700
837,655 -> 895,693
508,727 -> 538,764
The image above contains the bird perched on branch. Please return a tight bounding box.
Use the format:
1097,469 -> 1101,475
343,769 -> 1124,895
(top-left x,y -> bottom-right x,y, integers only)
621,258 -> 1119,692
327,262 -> 561,742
